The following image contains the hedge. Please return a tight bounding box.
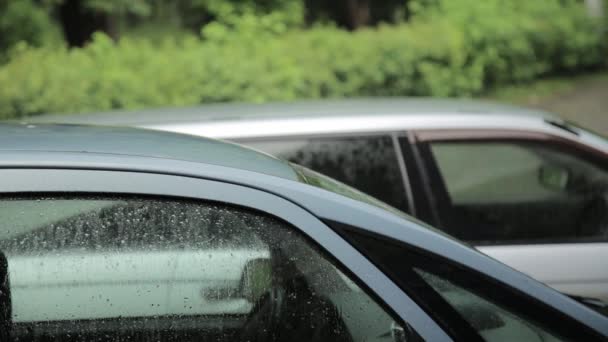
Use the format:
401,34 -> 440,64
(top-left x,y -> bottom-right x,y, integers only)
0,0 -> 605,119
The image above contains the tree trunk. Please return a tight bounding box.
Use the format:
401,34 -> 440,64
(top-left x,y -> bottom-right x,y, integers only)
344,0 -> 371,30
306,0 -> 402,30
58,0 -> 116,47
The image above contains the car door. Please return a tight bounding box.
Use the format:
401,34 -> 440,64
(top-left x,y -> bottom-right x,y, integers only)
0,168 -> 446,342
409,130 -> 608,302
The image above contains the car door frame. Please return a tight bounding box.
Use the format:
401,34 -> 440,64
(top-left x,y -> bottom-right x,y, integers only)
0,166 -> 451,342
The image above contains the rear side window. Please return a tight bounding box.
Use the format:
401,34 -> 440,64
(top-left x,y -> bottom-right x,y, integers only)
0,196 -> 418,342
432,143 -> 560,204
428,141 -> 608,243
336,224 -> 603,342
244,136 -> 409,213
292,164 -> 409,219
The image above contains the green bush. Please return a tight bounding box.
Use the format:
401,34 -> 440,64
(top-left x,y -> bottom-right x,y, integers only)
0,0 -> 604,118
0,0 -> 55,54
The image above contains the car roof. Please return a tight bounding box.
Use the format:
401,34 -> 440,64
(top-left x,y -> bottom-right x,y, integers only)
0,123 -> 299,181
25,98 -> 570,140
28,98 -> 555,124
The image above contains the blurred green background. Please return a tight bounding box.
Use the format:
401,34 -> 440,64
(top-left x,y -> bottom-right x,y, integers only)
0,0 -> 606,122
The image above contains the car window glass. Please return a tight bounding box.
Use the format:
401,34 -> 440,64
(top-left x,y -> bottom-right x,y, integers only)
414,269 -> 564,342
244,136 -> 409,213
429,142 -> 608,243
0,196 -> 417,342
339,228 -> 594,342
291,163 -> 410,219
432,143 -> 561,204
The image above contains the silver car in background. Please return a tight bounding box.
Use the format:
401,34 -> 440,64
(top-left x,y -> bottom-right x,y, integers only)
32,98 -> 608,304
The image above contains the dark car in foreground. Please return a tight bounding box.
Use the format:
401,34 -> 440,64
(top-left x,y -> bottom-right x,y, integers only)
32,98 -> 608,303
0,123 -> 605,342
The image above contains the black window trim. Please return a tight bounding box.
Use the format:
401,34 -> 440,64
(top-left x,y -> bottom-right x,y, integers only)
398,135 -> 442,228
414,129 -> 608,246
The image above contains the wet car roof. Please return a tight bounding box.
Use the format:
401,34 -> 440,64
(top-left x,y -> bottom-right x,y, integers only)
29,98 -> 557,126
0,124 -> 299,181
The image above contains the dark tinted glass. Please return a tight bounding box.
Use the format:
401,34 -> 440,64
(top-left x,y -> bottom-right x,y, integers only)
245,136 -> 409,213
0,196 -> 414,342
337,225 -> 601,342
292,164 -> 409,218
429,142 -> 608,243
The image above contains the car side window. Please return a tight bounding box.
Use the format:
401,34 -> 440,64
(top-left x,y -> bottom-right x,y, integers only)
428,141 -> 608,243
244,136 -> 410,213
413,269 -> 566,342
0,196 -> 418,342
339,227 -> 600,342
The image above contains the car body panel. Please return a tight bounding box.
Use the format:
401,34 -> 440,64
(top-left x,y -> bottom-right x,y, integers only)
477,243 -> 608,301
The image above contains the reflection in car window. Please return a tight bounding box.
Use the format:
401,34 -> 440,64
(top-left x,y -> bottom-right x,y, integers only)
245,136 -> 410,213
0,196 -> 417,342
415,269 -> 565,342
430,142 -> 608,243
432,143 -> 564,204
340,228 -> 594,342
292,163 -> 409,219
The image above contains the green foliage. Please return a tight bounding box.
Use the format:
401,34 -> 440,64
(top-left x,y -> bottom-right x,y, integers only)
409,0 -> 605,84
198,0 -> 305,41
0,0 -> 605,119
0,0 -> 55,53
83,0 -> 152,17
193,0 -> 303,23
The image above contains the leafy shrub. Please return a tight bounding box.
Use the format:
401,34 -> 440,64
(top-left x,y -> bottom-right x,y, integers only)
0,1 -> 55,54
0,0 -> 604,118
195,0 -> 304,40
410,0 -> 605,82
